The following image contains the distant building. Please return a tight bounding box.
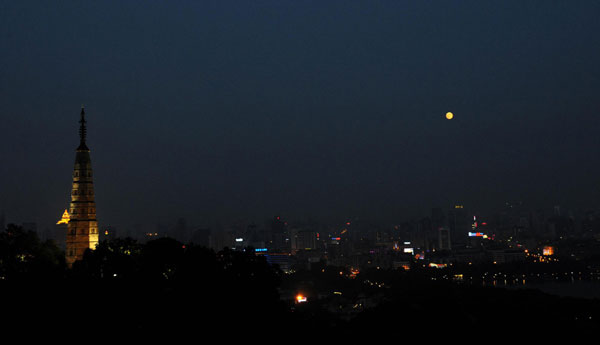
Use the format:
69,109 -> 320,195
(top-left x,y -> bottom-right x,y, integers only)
431,208 -> 445,235
268,216 -> 290,253
438,226 -> 451,250
392,261 -> 411,270
452,248 -> 486,263
190,227 -> 210,247
265,253 -> 293,272
291,229 -> 317,253
487,249 -> 526,263
448,205 -> 469,245
173,218 -> 188,243
542,246 -> 554,256
209,230 -> 237,251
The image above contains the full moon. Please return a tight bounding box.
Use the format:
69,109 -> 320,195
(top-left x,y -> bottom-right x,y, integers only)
446,112 -> 454,120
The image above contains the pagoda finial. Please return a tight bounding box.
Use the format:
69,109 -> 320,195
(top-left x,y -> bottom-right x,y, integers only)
78,106 -> 89,150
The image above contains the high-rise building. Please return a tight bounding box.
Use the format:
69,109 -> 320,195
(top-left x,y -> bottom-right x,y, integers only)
438,226 -> 451,250
66,107 -> 99,267
448,205 -> 469,246
173,217 -> 188,242
431,208 -> 445,231
268,216 -> 289,253
291,229 -> 317,253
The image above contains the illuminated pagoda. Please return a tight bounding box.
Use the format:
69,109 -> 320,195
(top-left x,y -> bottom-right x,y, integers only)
65,107 -> 99,267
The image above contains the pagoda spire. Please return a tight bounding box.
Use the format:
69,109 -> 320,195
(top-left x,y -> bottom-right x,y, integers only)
78,106 -> 89,150
66,106 -> 98,267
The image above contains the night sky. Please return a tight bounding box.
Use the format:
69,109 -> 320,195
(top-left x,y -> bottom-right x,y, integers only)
1,1 -> 600,231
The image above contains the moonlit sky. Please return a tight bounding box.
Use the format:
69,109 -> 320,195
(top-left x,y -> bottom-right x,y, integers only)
1,1 -> 600,231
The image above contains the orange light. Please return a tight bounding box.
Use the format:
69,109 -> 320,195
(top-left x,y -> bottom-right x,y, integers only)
296,294 -> 307,303
56,209 -> 70,225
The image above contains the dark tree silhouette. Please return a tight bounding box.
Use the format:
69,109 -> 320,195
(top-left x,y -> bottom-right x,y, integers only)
71,237 -> 142,279
0,224 -> 65,279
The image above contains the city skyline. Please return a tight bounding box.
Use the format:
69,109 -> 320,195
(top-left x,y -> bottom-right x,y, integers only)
2,2 -> 600,335
2,1 -> 600,232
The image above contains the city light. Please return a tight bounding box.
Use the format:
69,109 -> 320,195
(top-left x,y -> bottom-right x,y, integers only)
296,294 -> 307,303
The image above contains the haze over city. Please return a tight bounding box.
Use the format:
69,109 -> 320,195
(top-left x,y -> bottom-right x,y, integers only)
2,1 -> 600,233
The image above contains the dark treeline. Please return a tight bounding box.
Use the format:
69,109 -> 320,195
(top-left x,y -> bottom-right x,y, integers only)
1,224 -> 599,337
0,224 -> 287,336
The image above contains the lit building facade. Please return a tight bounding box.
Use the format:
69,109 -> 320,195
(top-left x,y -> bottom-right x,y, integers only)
66,107 -> 99,266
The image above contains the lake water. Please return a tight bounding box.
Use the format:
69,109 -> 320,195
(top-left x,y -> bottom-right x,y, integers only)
509,280 -> 600,300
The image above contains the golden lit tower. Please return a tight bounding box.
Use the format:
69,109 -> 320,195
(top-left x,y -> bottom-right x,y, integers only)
66,107 -> 99,267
